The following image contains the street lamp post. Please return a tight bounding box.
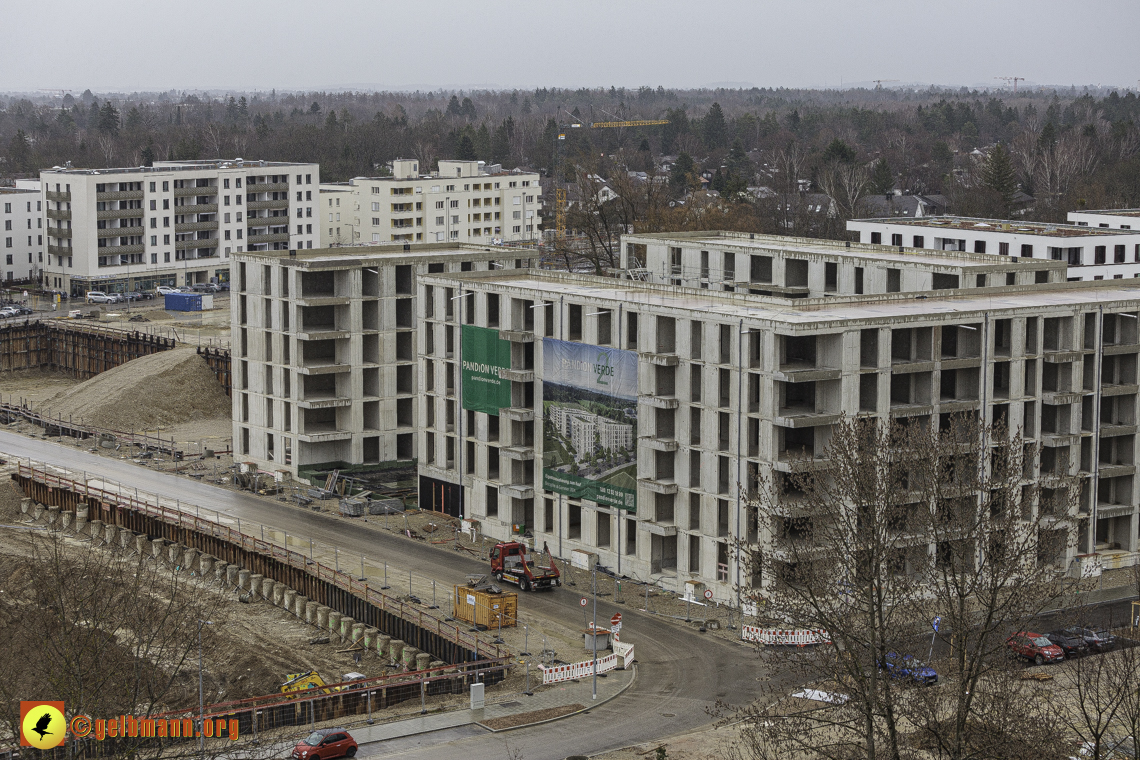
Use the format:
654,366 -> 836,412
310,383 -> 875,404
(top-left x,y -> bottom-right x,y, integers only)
198,620 -> 213,760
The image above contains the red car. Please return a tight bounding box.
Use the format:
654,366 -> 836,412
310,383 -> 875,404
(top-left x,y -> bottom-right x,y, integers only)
293,728 -> 357,760
1006,631 -> 1064,665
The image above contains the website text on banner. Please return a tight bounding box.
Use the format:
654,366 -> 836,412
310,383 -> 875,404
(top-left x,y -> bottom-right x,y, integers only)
541,338 -> 637,512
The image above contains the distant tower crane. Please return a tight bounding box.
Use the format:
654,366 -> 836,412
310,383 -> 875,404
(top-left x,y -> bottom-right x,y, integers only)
873,79 -> 899,89
995,76 -> 1026,94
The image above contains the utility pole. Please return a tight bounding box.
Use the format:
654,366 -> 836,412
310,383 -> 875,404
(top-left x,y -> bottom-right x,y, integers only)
592,564 -> 598,700
197,620 -> 213,760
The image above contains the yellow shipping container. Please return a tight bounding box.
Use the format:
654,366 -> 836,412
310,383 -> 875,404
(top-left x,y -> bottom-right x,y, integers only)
453,585 -> 518,628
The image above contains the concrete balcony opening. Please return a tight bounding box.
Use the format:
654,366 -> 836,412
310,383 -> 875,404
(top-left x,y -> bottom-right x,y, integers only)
890,371 -> 932,409
654,492 -> 675,525
302,407 -> 343,434
1103,312 -> 1140,347
940,323 -> 982,360
301,270 -> 335,298
1099,436 -> 1135,468
299,304 -> 348,335
396,397 -> 414,428
939,367 -> 980,402
396,298 -> 414,328
396,331 -> 414,361
1043,316 -> 1074,353
1041,403 -> 1072,436
655,363 -> 676,398
891,326 -> 933,364
1041,445 -> 1071,478
1103,353 -> 1138,388
302,372 -> 348,403
363,400 -> 380,431
992,362 -> 1011,400
363,367 -> 379,398
301,339 -> 347,370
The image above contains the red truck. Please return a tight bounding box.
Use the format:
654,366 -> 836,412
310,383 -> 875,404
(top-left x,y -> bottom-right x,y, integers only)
490,542 -> 561,591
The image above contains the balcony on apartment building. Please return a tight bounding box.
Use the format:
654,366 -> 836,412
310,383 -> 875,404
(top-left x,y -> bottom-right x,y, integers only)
776,333 -> 842,382
297,406 -> 352,443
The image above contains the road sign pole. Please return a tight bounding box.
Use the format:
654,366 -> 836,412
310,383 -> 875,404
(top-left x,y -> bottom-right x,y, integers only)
592,565 -> 598,700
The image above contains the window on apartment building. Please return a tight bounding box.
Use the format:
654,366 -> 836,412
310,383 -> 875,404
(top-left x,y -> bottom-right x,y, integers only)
999,242 -> 1010,255
1021,244 -> 1034,258
974,240 -> 986,253
1095,245 -> 1107,265
891,233 -> 903,246
151,253 -> 157,264
1115,244 -> 1126,263
306,174 -> 311,184
870,232 -> 882,244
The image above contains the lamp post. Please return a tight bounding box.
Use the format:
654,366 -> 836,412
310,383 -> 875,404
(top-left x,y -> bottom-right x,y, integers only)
197,620 -> 213,760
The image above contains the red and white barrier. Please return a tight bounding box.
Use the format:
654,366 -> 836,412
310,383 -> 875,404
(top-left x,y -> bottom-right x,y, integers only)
538,644 -> 635,685
742,626 -> 830,646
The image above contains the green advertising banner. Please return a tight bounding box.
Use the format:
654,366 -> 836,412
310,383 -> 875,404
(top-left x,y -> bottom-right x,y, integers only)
461,325 -> 511,416
541,338 -> 638,512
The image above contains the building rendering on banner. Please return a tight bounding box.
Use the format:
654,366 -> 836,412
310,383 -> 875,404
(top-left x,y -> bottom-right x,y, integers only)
228,242 -> 535,479
318,159 -> 542,248
847,216 -> 1140,281
38,159 -> 319,296
415,231 -> 1140,601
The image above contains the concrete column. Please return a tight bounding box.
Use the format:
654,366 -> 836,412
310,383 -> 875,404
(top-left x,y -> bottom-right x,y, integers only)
150,539 -> 166,560
351,622 -> 365,643
377,634 -> 391,656
46,506 -> 60,526
213,562 -> 229,584
60,511 -> 73,531
88,520 -> 104,541
340,616 -> 355,640
272,583 -> 286,607
134,534 -> 149,556
182,548 -> 199,573
305,601 -> 319,625
316,606 -> 330,629
283,589 -> 297,612
388,639 -> 405,665
293,595 -> 308,617
327,611 -> 342,636
75,506 -> 88,532
262,579 -> 277,600
168,543 -> 184,566
401,646 -> 420,671
429,660 -> 446,673
415,652 -> 432,672
198,554 -> 215,576
119,530 -> 135,550
363,628 -> 378,648
238,569 -> 251,589
32,503 -> 45,521
19,498 -> 31,516
103,524 -> 118,545
226,564 -> 240,586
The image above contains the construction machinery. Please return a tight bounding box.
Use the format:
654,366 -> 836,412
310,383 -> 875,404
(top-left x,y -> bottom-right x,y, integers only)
995,76 -> 1026,94
490,541 -> 560,591
281,671 -> 369,696
551,117 -> 669,240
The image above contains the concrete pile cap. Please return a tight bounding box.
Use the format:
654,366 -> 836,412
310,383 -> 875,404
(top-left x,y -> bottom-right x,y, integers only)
226,565 -> 240,584
238,569 -> 251,588
134,534 -> 148,554
19,498 -> 30,514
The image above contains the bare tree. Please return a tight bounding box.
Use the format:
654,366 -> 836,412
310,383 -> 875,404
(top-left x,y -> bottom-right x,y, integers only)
735,414 -> 1079,760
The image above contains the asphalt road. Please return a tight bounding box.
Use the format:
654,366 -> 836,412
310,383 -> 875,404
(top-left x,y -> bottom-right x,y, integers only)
0,431 -> 765,759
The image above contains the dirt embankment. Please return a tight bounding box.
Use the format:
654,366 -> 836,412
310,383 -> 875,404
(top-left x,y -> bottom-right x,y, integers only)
38,347 -> 230,432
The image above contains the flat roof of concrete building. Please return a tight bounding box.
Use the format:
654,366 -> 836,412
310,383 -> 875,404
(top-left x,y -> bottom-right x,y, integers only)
424,269 -> 1140,328
849,216 -> 1133,238
41,159 -> 313,176
1073,209 -> 1140,218
624,230 -> 1065,270
233,242 -> 535,268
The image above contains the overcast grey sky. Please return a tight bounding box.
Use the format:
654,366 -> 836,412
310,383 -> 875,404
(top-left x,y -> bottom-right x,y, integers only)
4,0 -> 1138,93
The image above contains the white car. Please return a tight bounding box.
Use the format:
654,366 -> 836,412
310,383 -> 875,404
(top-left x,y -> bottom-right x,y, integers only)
86,291 -> 120,304
156,286 -> 181,296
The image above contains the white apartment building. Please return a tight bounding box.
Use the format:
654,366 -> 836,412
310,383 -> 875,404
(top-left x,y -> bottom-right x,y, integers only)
622,230 -> 1065,295
847,216 -> 1140,281
0,181 -> 44,283
40,159 -> 319,296
416,233 -> 1140,600
229,243 -> 536,480
1068,209 -> 1140,230
319,159 -> 542,248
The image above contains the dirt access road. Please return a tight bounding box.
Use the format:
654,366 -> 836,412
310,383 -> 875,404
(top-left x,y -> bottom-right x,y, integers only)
0,431 -> 769,760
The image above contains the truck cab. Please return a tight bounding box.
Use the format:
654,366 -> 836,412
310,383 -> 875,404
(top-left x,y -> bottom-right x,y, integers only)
490,541 -> 560,591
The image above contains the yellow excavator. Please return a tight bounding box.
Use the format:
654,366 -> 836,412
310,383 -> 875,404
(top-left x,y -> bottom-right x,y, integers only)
281,671 -> 368,696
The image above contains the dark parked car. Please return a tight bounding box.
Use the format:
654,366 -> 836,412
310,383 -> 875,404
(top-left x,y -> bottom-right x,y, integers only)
879,652 -> 938,685
1006,631 -> 1065,665
1062,626 -> 1116,652
292,729 -> 357,760
1045,630 -> 1089,658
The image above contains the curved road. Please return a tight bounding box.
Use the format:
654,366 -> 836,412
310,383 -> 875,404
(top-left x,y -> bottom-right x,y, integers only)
0,432 -> 765,759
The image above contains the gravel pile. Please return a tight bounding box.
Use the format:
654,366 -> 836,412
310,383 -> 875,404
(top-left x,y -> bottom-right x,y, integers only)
43,347 -> 231,432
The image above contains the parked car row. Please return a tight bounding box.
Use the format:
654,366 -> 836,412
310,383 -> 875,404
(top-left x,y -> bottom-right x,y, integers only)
1007,627 -> 1117,665
0,305 -> 32,318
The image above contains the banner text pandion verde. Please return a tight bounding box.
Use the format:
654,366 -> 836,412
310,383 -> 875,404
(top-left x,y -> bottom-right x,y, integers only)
69,715 -> 239,741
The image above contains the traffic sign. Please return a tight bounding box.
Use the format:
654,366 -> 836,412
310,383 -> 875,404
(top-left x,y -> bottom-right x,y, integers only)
610,612 -> 622,626
703,589 -> 714,600
580,597 -> 588,607
932,616 -> 941,632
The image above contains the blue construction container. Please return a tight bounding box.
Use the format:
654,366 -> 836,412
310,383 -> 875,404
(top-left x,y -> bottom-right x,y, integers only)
165,292 -> 203,311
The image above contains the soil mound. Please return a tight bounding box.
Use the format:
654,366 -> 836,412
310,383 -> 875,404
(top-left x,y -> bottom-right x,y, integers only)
45,347 -> 231,432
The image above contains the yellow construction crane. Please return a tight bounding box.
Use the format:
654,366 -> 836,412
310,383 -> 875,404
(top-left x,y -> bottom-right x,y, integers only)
553,118 -> 669,240
590,119 -> 670,129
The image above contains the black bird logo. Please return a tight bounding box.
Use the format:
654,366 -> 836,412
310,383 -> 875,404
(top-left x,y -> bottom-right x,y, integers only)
31,712 -> 53,740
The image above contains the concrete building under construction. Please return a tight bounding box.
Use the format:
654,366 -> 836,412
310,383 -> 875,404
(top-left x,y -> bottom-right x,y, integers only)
415,232 -> 1140,601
